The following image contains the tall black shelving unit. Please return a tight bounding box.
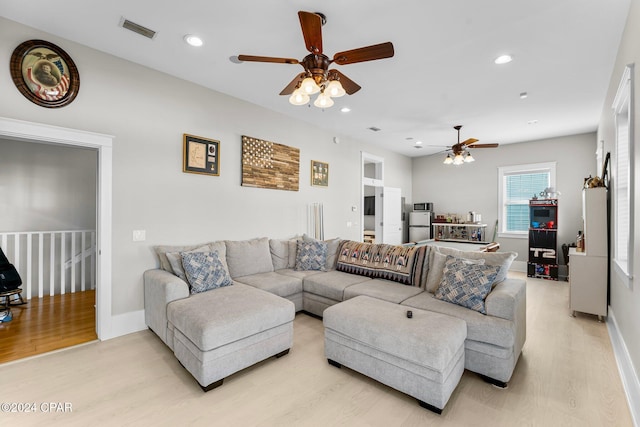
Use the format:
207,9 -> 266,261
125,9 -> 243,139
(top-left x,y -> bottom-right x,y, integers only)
527,198 -> 559,280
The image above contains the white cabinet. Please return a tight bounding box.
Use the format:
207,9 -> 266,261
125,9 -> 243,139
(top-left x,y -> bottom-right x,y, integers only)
569,249 -> 607,318
569,187 -> 608,319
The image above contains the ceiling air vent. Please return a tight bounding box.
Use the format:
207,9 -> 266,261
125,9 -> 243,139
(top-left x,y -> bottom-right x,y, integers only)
120,18 -> 157,40
368,127 -> 381,132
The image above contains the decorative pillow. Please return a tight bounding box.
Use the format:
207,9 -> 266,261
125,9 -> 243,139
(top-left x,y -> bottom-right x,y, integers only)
431,246 -> 517,284
166,245 -> 211,282
154,242 -> 209,272
269,239 -> 290,270
181,251 -> 233,294
426,251 -> 485,293
294,240 -> 328,271
303,234 -> 341,270
434,255 -> 500,314
225,237 -> 273,278
336,240 -> 427,287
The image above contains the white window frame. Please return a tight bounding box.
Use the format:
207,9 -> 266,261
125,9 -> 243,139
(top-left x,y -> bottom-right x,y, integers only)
498,162 -> 556,239
612,64 -> 634,288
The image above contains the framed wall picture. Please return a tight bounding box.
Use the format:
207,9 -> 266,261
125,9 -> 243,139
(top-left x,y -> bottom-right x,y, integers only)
311,160 -> 329,187
10,39 -> 80,108
183,134 -> 220,176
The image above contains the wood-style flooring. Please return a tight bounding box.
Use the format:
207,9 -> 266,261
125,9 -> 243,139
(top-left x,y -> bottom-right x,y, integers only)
0,290 -> 97,363
0,274 -> 633,426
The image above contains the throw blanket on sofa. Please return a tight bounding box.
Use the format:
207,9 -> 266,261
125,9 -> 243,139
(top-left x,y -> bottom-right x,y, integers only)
336,241 -> 427,287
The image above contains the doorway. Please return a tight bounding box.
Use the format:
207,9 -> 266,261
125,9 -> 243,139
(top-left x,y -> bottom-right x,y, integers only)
0,117 -> 113,342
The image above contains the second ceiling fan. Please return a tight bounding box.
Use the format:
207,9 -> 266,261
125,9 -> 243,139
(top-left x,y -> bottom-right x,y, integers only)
443,125 -> 499,165
237,11 -> 394,108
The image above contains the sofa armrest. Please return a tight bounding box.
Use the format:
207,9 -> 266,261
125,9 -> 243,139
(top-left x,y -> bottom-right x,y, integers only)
485,278 -> 526,321
143,269 -> 190,346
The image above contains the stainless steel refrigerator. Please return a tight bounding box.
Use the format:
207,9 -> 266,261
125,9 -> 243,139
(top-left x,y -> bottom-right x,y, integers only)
409,211 -> 432,242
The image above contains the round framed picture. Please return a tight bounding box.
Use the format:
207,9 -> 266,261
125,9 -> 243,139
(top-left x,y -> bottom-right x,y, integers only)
10,39 -> 80,108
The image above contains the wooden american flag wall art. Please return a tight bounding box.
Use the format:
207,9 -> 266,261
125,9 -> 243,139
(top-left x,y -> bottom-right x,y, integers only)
241,135 -> 300,191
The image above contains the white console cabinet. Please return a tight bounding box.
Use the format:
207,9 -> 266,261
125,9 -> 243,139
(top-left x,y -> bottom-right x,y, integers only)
569,187 -> 607,320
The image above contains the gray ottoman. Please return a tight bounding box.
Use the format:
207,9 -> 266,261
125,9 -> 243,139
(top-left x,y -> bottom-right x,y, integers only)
168,282 -> 295,391
323,295 -> 466,413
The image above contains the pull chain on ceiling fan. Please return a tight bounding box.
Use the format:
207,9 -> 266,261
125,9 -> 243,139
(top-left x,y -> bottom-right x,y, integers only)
443,125 -> 499,165
236,11 -> 394,108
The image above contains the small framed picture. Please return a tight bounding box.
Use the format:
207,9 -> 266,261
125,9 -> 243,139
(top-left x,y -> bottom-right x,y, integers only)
183,134 -> 220,176
10,39 -> 80,108
311,160 -> 329,187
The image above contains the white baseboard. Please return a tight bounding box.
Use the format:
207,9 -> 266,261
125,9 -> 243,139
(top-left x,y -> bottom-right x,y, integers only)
607,307 -> 640,427
104,309 -> 147,340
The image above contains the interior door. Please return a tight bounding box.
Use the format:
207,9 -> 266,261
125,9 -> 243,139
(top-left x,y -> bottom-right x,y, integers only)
376,187 -> 402,244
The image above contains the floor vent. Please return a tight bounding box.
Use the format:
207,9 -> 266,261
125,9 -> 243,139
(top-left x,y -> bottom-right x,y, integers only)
120,18 -> 157,39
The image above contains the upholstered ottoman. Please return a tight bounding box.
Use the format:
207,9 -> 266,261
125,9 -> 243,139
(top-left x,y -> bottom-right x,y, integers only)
323,295 -> 466,413
167,282 -> 295,391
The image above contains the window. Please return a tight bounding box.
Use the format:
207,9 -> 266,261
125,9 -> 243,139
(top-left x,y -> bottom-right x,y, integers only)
612,64 -> 634,287
498,162 -> 556,238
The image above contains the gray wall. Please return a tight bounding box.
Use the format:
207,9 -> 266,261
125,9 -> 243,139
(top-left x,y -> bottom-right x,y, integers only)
0,17 -> 412,315
412,133 -> 597,265
597,0 -> 640,391
0,138 -> 97,232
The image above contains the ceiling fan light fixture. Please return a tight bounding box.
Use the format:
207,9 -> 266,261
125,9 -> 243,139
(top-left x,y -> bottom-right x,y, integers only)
314,91 -> 334,108
326,80 -> 346,97
289,88 -> 310,106
453,153 -> 464,165
464,152 -> 475,163
443,154 -> 453,165
301,77 -> 321,94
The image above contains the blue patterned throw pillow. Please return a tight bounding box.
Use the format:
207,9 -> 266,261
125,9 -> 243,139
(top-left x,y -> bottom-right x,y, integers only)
181,251 -> 233,294
294,240 -> 328,271
434,255 -> 500,314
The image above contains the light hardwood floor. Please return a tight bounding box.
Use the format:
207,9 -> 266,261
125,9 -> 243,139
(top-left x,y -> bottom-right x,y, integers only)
0,290 -> 97,363
0,273 -> 633,426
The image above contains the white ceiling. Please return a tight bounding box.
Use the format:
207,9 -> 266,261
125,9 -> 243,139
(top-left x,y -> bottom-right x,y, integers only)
1,0 -> 631,157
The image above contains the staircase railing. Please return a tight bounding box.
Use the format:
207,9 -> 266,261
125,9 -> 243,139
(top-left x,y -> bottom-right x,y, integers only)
0,230 -> 96,300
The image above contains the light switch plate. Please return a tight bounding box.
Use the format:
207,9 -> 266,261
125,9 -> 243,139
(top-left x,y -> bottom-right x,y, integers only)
132,230 -> 146,241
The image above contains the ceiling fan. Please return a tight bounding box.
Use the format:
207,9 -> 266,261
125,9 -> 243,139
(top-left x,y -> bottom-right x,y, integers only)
443,125 -> 499,165
236,11 -> 394,108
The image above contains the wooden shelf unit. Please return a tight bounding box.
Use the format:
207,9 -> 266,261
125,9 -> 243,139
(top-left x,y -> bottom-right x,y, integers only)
433,223 -> 488,243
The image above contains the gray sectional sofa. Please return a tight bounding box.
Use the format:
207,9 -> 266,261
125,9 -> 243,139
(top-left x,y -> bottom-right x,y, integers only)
144,236 -> 526,393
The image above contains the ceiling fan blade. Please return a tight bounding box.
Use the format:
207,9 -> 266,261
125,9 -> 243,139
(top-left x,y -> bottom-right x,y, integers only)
469,143 -> 499,148
298,11 -> 323,54
461,138 -> 479,146
328,69 -> 361,94
279,73 -> 307,95
333,42 -> 394,65
237,55 -> 299,64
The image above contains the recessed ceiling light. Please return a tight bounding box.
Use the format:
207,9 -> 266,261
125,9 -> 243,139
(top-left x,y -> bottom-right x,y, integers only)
340,107 -> 351,113
415,141 -> 423,145
494,54 -> 513,65
528,119 -> 539,125
184,34 -> 203,47
520,92 -> 528,99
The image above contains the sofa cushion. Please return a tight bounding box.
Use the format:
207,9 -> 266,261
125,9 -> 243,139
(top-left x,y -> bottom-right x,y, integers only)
167,282 -> 294,351
276,268 -> 324,280
234,271 -> 302,298
336,240 -> 428,287
428,246 -> 517,285
181,251 -> 233,294
401,293 -> 515,348
166,245 -> 211,282
295,240 -> 328,271
434,255 -> 500,314
343,278 -> 425,304
303,270 -> 372,301
225,237 -> 273,278
155,242 -> 208,272
269,239 -> 291,270
426,252 -> 485,293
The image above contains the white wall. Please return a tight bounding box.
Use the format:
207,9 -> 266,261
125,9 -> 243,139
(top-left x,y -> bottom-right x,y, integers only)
412,133 -> 597,264
597,0 -> 640,410
0,138 -> 97,232
0,17 -> 412,315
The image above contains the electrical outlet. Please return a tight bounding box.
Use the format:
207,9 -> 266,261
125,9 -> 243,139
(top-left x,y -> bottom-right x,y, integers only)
132,230 -> 146,242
